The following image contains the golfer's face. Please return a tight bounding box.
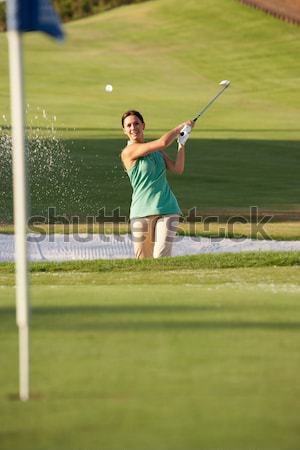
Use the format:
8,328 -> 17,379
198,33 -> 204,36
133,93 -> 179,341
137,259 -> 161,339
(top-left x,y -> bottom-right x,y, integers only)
123,115 -> 144,142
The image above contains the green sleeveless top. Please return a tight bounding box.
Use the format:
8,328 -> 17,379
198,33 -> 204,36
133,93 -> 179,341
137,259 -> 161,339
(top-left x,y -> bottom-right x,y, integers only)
126,150 -> 182,219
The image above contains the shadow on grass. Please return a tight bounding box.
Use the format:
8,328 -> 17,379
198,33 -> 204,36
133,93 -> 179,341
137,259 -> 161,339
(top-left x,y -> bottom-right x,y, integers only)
1,305 -> 300,332
1,137 -> 300,222
29,320 -> 300,332
0,304 -> 227,317
53,320 -> 300,331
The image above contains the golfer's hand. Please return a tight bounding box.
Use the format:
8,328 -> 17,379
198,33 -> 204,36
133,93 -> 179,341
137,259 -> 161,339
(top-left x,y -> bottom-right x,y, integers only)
185,120 -> 194,128
178,120 -> 193,145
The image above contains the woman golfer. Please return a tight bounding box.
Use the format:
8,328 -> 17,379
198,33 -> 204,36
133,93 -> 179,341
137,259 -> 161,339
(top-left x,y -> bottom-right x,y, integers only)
121,110 -> 193,259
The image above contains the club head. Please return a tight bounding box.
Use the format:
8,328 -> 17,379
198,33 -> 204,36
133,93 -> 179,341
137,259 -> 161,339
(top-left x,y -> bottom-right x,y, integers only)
219,80 -> 231,88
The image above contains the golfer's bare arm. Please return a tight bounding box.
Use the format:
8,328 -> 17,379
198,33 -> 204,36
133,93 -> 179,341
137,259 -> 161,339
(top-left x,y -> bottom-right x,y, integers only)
161,145 -> 185,175
162,119 -> 194,174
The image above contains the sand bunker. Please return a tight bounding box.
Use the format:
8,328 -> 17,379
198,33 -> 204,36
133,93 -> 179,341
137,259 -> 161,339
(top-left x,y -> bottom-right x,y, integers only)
1,234 -> 300,262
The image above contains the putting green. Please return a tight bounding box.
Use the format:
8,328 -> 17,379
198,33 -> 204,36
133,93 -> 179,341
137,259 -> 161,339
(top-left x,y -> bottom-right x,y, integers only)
1,266 -> 300,449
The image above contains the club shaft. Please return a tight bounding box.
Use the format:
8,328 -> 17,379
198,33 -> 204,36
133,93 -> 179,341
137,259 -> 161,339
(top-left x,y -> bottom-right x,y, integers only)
193,86 -> 228,122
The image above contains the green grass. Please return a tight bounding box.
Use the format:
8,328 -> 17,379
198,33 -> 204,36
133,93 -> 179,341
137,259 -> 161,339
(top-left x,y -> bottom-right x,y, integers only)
0,0 -> 299,134
0,0 -> 300,134
1,0 -> 300,222
1,266 -> 300,449
47,137 -> 300,217
0,251 -> 300,276
64,137 -> 300,216
1,137 -> 300,221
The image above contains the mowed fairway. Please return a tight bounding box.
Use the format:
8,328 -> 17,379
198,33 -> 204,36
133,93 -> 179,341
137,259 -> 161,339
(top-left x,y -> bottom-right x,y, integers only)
1,264 -> 300,449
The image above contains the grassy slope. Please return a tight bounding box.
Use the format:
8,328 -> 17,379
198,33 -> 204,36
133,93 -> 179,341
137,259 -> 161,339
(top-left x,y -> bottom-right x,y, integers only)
0,0 -> 300,134
0,0 -> 300,219
1,267 -> 300,450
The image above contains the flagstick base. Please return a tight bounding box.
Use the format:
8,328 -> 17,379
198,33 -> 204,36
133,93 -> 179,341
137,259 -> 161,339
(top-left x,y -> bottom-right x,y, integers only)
19,325 -> 29,401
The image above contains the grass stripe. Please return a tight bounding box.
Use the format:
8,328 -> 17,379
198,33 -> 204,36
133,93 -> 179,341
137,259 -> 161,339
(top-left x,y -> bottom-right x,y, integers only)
1,251 -> 300,274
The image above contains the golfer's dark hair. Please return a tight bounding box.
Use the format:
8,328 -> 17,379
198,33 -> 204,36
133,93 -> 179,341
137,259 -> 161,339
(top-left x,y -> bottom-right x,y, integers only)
121,110 -> 144,127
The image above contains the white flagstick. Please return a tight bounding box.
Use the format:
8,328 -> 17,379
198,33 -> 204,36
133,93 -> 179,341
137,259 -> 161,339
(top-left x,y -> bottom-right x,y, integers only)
7,30 -> 30,402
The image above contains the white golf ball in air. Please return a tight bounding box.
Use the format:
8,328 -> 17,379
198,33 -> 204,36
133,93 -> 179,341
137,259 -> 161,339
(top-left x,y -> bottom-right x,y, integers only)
105,84 -> 113,93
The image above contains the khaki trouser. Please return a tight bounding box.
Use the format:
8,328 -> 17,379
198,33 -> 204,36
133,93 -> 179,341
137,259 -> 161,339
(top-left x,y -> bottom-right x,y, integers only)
130,214 -> 180,259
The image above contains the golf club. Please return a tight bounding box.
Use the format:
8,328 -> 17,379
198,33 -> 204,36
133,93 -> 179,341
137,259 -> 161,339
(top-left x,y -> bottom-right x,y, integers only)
180,80 -> 231,137
193,79 -> 231,123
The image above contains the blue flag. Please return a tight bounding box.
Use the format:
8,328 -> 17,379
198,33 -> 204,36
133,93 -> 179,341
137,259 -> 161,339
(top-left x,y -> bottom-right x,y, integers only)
7,0 -> 64,40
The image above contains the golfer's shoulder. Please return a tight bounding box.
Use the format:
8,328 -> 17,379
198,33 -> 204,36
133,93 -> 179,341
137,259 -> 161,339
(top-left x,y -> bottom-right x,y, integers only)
121,144 -> 139,167
121,143 -> 137,159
